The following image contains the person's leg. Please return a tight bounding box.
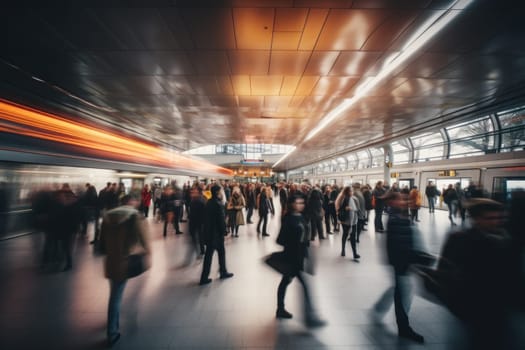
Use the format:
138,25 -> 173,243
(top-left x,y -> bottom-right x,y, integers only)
257,213 -> 262,234
200,246 -> 214,283
374,209 -> 383,231
316,217 -> 324,239
350,225 -> 359,259
262,214 -> 268,235
394,270 -> 423,342
277,275 -> 293,317
341,224 -> 349,256
324,210 -> 331,233
163,216 -> 168,236
107,279 -> 127,343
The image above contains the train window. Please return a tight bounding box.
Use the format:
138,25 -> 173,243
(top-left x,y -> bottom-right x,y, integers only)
411,132 -> 445,162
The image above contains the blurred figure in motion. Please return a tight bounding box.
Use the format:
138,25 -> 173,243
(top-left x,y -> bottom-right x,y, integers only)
199,185 -> 233,285
160,186 -> 176,237
257,185 -> 274,237
0,182 -> 8,237
50,184 -> 82,271
275,193 -> 326,328
371,191 -> 425,343
140,184 -> 151,218
433,198 -> 521,349
80,183 -> 98,237
183,185 -> 206,265
408,185 -> 421,223
100,193 -> 151,347
443,184 -> 459,226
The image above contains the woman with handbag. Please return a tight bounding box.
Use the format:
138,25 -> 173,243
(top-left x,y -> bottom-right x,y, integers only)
100,193 -> 151,347
274,193 -> 326,328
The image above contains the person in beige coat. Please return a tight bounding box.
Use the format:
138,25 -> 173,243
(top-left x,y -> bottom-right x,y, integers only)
100,193 -> 151,347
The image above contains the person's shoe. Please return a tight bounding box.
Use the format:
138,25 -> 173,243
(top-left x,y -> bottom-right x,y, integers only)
107,333 -> 121,347
176,231 -> 183,235
320,236 -> 326,240
180,219 -> 187,222
305,317 -> 327,328
276,309 -> 293,319
262,233 -> 270,237
220,272 -> 234,279
247,220 -> 254,224
199,278 -> 212,285
353,254 -> 361,260
398,328 -> 424,343
327,231 -> 333,234
89,239 -> 96,244
341,251 -> 345,257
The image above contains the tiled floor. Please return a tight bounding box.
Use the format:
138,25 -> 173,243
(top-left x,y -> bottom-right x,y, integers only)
0,206 -> 521,349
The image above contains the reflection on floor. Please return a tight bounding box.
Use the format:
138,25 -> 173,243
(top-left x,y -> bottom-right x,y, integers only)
0,207 -> 521,349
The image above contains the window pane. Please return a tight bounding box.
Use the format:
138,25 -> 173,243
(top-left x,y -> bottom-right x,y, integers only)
447,116 -> 495,157
392,141 -> 410,164
369,148 -> 384,168
346,154 -> 358,170
498,106 -> 525,152
411,132 -> 444,161
356,150 -> 370,169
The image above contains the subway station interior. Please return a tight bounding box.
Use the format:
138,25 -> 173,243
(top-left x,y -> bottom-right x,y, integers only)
1,1 -> 525,349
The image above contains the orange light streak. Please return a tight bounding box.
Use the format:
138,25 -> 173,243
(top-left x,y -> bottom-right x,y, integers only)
0,100 -> 233,176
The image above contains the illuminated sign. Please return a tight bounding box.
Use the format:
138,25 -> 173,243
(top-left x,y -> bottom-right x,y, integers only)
438,170 -> 456,176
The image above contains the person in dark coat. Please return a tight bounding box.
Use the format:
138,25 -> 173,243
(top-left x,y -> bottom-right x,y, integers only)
50,184 -> 82,271
434,199 -> 518,349
186,186 -> 206,263
257,186 -> 274,237
199,185 -> 234,285
307,185 -> 325,241
372,181 -> 387,232
275,194 -> 326,328
245,183 -> 256,224
371,191 -> 424,343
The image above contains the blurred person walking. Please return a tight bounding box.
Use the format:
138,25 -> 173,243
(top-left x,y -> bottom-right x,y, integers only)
227,186 -> 245,237
100,193 -> 151,347
140,184 -> 151,218
408,186 -> 421,223
336,186 -> 360,260
274,194 -> 326,328
371,191 -> 425,343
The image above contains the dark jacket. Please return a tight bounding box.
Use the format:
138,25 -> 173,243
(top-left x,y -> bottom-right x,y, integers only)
279,213 -> 308,274
202,197 -> 226,247
386,212 -> 415,272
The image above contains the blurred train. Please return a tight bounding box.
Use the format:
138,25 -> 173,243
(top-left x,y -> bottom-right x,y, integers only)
0,162 -> 215,239
288,150 -> 525,205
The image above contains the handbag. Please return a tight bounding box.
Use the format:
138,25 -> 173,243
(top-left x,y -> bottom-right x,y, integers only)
127,253 -> 147,278
264,251 -> 294,275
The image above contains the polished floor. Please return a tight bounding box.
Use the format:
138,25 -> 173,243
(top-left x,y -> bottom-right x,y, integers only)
0,204 -> 520,350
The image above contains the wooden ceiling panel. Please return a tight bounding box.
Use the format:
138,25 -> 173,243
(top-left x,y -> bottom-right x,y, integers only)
233,8 -> 275,50
280,76 -> 301,95
298,8 -> 329,50
272,32 -> 302,50
250,76 -> 284,95
295,76 -> 320,95
315,9 -> 390,50
269,51 -> 311,75
274,8 -> 308,31
228,51 -> 270,75
231,75 -> 251,96
303,51 -> 340,76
